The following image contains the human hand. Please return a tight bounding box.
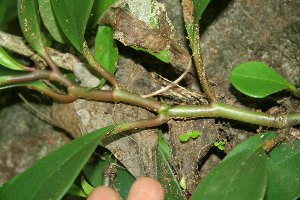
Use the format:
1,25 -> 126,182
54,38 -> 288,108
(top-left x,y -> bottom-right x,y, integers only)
87,177 -> 165,200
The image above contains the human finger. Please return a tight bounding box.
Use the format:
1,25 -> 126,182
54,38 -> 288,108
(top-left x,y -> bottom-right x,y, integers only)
127,177 -> 164,200
87,186 -> 120,200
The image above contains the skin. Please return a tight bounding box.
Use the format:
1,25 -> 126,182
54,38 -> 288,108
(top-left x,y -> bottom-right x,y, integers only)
87,177 -> 165,200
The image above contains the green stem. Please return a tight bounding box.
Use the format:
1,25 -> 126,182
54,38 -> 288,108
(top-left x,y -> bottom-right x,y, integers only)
3,69 -> 299,129
286,112 -> 300,127
68,85 -> 114,102
288,86 -> 300,97
81,42 -> 121,88
42,52 -> 62,75
0,70 -> 72,87
188,23 -> 217,102
160,101 -> 299,128
68,87 -> 162,113
113,88 -> 162,112
106,115 -> 168,139
28,84 -> 75,102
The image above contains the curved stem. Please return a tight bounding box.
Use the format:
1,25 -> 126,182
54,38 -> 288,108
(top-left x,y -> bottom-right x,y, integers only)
30,84 -> 75,103
0,70 -> 73,88
190,24 -> 217,102
42,51 -> 62,74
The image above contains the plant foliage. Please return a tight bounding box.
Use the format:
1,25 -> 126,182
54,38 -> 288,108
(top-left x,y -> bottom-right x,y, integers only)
38,0 -> 69,44
0,47 -> 25,70
51,0 -> 94,52
157,146 -> 186,200
18,0 -> 46,55
265,139 -> 300,200
0,125 -> 116,200
193,0 -> 211,22
82,148 -> 135,199
191,145 -> 268,200
230,61 -> 297,98
94,25 -> 118,86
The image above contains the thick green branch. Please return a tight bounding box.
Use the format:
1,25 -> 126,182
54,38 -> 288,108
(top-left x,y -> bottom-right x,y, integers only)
68,87 -> 162,112
3,69 -> 299,129
113,88 -> 162,112
68,85 -> 115,102
30,84 -> 75,103
105,115 -> 168,140
160,101 -> 299,128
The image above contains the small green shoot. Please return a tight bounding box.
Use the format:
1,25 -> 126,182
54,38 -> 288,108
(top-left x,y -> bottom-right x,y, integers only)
66,184 -> 87,198
81,176 -> 94,196
179,177 -> 187,190
158,130 -> 171,160
179,130 -> 200,142
214,141 -> 226,150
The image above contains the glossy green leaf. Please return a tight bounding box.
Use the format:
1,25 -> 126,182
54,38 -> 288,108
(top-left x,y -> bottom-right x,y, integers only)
230,61 -> 297,98
0,48 -> 25,70
131,46 -> 170,63
83,148 -> 135,199
191,145 -> 268,200
87,0 -> 117,30
157,146 -> 186,200
0,125 -> 116,200
51,0 -> 94,52
265,139 -> 300,200
18,0 -> 46,55
193,0 -> 211,22
38,0 -> 69,44
158,130 -> 171,160
94,25 -> 118,87
0,173 -> 20,194
0,0 -> 18,30
224,131 -> 277,161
